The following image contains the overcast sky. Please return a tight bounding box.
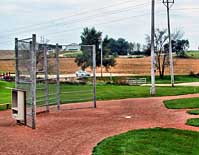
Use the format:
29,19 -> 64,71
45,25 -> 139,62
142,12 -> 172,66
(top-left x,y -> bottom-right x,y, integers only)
0,0 -> 198,50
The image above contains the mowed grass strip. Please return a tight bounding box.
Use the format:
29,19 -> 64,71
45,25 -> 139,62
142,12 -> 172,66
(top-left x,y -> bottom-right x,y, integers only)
187,110 -> 199,115
1,81 -> 199,110
187,118 -> 199,127
0,81 -> 14,104
98,75 -> 199,84
164,98 -> 199,109
92,128 -> 199,155
187,51 -> 199,59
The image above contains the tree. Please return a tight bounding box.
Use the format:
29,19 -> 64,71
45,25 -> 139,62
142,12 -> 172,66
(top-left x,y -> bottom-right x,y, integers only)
164,39 -> 189,57
116,38 -> 129,55
174,40 -> 189,57
107,38 -> 129,55
145,28 -> 185,79
129,42 -> 135,55
75,27 -> 116,71
136,43 -> 141,52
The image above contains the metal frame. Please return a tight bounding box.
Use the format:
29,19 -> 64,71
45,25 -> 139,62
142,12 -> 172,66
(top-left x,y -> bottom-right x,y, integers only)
15,35 -> 97,129
56,44 -> 61,110
15,34 -> 60,129
61,44 -> 97,109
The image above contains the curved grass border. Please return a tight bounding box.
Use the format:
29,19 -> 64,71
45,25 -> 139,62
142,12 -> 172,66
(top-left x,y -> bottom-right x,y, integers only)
92,128 -> 199,155
186,118 -> 199,127
164,97 -> 199,109
187,110 -> 199,115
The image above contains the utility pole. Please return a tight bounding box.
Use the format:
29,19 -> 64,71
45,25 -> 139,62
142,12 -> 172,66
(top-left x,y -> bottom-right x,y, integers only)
150,0 -> 156,96
163,0 -> 175,87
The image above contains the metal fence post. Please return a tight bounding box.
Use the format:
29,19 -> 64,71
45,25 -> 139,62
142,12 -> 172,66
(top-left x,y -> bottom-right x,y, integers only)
56,44 -> 60,111
44,45 -> 49,112
93,45 -> 97,108
31,34 -> 37,129
15,38 -> 19,88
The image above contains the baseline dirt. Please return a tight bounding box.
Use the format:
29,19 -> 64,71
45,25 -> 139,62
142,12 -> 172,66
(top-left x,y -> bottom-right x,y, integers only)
0,94 -> 199,155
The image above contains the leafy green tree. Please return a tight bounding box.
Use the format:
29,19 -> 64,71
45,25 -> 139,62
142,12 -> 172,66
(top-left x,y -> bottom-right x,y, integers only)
164,40 -> 189,57
75,27 -> 116,71
107,38 -> 129,55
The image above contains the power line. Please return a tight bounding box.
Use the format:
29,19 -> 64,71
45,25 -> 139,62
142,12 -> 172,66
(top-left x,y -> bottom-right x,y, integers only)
0,13 -> 150,46
0,0 -> 147,35
0,2 -> 149,44
45,13 -> 150,37
0,2 -> 149,37
172,7 -> 199,11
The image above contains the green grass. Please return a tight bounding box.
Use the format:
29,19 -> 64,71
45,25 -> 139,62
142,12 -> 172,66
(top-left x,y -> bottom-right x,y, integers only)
62,51 -> 82,58
187,118 -> 199,127
154,75 -> 199,84
164,98 -> 199,109
0,81 -> 14,104
1,80 -> 199,110
93,128 -> 199,155
187,110 -> 199,115
186,51 -> 199,59
97,75 -> 199,84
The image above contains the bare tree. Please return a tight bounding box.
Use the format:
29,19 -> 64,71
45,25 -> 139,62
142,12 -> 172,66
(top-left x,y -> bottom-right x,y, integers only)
146,28 -> 184,79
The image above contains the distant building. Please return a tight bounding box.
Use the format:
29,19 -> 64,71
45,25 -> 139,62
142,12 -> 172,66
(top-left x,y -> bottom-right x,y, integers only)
64,43 -> 80,51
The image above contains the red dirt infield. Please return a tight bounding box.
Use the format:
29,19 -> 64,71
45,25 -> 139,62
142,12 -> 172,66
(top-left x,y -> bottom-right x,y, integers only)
0,94 -> 199,155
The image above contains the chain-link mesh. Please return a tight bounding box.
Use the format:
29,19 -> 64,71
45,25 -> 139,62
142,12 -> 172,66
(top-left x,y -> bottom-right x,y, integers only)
59,45 -> 96,109
17,38 -> 33,128
16,36 -> 60,128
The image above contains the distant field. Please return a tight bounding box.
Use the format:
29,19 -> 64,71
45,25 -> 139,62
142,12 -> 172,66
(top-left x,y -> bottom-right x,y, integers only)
1,57 -> 199,75
187,51 -> 199,59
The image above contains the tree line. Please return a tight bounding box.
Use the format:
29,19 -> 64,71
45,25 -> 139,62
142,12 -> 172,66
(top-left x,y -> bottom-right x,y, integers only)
75,27 -> 190,78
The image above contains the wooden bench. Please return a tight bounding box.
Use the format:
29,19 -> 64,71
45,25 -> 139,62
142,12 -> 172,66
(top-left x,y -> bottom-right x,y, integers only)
127,78 -> 147,86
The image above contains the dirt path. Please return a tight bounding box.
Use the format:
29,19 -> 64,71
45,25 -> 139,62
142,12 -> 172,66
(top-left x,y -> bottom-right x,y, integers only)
0,94 -> 199,155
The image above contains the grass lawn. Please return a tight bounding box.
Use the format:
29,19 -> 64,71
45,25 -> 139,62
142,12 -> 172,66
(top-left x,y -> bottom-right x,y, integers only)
62,51 -> 82,58
164,98 -> 199,109
187,118 -> 199,127
187,110 -> 199,115
93,128 -> 199,155
151,75 -> 199,84
98,75 -> 199,84
0,80 -> 199,110
0,81 -> 14,104
186,51 -> 199,59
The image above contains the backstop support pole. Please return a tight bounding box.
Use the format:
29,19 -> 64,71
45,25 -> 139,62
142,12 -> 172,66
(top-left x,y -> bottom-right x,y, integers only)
93,45 -> 97,108
15,38 -> 19,88
44,45 -> 49,112
56,44 -> 60,111
31,34 -> 37,129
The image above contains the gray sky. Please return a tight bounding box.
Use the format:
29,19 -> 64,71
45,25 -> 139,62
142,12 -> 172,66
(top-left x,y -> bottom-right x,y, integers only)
0,0 -> 198,50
